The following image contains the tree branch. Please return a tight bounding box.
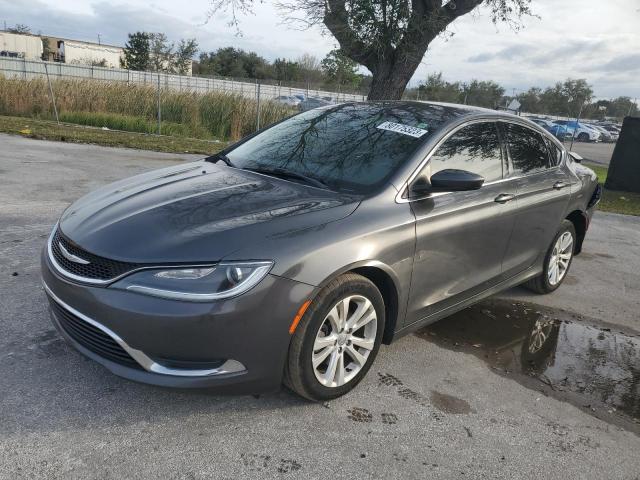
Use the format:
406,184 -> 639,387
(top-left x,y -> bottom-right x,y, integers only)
323,0 -> 378,69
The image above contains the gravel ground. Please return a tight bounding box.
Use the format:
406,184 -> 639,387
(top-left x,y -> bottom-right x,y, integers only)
1,134 -> 638,480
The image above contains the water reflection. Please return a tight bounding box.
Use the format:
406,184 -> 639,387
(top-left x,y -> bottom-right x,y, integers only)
416,300 -> 640,424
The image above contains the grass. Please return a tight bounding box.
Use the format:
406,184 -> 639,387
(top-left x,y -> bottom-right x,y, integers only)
585,163 -> 640,216
0,115 -> 227,155
0,76 -> 294,142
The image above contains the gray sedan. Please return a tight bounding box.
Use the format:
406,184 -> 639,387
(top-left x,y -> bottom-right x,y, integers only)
41,102 -> 601,400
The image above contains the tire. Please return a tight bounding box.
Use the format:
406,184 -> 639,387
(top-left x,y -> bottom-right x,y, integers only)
284,273 -> 385,401
577,132 -> 589,142
525,219 -> 576,294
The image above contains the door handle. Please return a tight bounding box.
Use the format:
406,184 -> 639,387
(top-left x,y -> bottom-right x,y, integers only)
553,181 -> 568,190
494,193 -> 516,204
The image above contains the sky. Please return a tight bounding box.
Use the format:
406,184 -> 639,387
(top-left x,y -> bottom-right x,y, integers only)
2,0 -> 639,100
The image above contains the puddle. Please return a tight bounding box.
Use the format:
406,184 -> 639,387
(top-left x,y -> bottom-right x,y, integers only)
415,300 -> 640,431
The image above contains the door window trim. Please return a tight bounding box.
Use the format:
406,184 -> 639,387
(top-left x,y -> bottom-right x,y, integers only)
395,119 -> 507,204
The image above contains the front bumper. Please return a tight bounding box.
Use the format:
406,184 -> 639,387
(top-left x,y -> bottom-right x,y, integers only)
41,249 -> 315,392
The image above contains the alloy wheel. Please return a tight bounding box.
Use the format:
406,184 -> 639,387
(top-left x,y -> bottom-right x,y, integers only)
312,295 -> 377,388
548,231 -> 573,286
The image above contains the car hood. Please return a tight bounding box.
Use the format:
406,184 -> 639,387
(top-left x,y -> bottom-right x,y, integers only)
59,161 -> 359,263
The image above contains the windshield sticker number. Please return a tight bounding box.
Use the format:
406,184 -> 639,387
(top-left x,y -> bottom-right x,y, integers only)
376,121 -> 428,138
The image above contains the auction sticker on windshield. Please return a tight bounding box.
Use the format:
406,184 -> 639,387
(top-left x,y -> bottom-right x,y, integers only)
377,121 -> 428,138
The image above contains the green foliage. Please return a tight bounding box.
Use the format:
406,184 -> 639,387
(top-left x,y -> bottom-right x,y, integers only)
174,39 -> 199,74
122,32 -> 151,71
518,79 -> 593,117
122,32 -> 198,73
321,49 -> 362,88
416,73 -> 504,108
197,47 -> 274,79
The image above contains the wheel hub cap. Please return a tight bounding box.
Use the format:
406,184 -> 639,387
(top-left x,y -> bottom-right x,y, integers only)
312,295 -> 377,388
548,231 -> 574,286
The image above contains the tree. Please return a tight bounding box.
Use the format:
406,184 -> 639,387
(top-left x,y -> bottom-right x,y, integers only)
149,33 -> 173,72
208,0 -> 533,100
7,24 -> 31,34
122,32 -> 151,71
297,53 -> 324,83
461,80 -> 505,108
273,58 -> 301,81
516,87 -> 542,113
173,39 -> 198,74
321,49 -> 361,88
418,72 -> 461,103
198,47 -> 272,78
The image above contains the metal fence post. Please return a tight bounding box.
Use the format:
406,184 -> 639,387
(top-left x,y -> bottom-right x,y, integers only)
256,81 -> 261,131
23,57 -> 27,80
157,73 -> 162,135
43,63 -> 60,124
569,101 -> 584,151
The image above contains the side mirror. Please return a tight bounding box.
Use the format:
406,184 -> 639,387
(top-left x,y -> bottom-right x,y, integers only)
429,169 -> 485,191
568,151 -> 583,163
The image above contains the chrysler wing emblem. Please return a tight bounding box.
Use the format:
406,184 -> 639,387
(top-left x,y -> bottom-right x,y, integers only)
58,242 -> 90,265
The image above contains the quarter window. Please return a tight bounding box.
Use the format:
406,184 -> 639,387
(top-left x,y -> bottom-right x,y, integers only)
505,123 -> 551,175
427,122 -> 503,183
544,137 -> 563,166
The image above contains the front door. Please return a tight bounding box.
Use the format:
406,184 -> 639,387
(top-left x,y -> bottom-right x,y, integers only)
405,121 -> 516,326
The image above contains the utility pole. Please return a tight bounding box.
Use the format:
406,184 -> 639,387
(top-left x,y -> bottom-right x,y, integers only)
97,34 -> 101,45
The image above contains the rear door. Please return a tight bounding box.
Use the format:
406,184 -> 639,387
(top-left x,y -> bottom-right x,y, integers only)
405,121 -> 516,325
500,122 -> 573,278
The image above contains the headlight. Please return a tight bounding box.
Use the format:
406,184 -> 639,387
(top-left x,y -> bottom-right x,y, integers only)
111,261 -> 273,301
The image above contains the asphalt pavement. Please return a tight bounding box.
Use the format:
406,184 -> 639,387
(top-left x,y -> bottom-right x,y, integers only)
1,134 -> 638,479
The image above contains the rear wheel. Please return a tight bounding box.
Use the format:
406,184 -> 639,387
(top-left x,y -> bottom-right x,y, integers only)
525,220 -> 576,294
577,132 -> 589,142
284,273 -> 385,401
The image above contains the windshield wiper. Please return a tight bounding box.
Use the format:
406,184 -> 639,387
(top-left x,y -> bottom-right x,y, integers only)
245,167 -> 330,190
206,153 -> 235,168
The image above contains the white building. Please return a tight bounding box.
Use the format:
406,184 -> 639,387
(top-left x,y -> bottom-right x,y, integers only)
0,31 -> 43,60
45,37 -> 123,68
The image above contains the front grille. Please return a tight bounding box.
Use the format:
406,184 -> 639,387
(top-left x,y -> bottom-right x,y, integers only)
48,297 -> 142,369
51,228 -> 139,281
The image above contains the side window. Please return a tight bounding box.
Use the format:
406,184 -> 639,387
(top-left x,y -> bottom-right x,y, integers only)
427,122 -> 503,183
544,137 -> 563,166
505,123 -> 550,175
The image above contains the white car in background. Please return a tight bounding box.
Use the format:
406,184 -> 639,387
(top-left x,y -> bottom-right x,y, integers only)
553,120 -> 602,142
273,95 -> 302,107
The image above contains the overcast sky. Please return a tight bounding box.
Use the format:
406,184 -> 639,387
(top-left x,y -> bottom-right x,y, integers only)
2,0 -> 639,99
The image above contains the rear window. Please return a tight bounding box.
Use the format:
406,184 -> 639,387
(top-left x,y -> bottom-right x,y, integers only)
226,103 -> 462,192
504,123 -> 551,175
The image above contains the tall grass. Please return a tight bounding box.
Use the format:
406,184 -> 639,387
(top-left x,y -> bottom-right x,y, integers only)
0,76 -> 293,141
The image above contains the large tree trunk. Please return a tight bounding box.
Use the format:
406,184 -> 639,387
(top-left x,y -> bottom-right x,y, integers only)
367,65 -> 411,100
367,57 -> 423,101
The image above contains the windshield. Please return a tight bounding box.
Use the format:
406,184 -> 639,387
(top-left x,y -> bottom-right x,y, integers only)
225,103 -> 462,193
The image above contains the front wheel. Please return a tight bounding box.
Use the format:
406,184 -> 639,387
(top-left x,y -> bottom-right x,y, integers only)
525,219 -> 576,294
284,273 -> 385,401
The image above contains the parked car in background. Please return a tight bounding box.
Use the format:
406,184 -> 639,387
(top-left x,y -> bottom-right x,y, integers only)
553,120 -> 601,142
528,118 -> 572,141
42,101 -> 601,400
590,125 -> 616,143
599,124 -> 621,137
293,94 -> 306,102
299,97 -> 334,111
274,95 -> 301,107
